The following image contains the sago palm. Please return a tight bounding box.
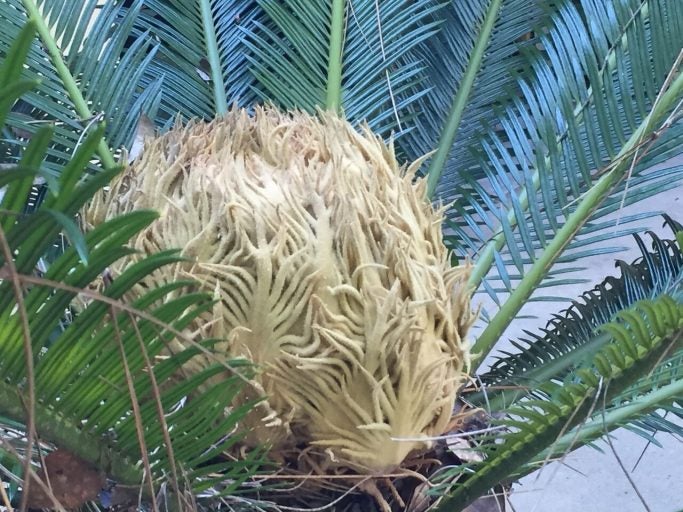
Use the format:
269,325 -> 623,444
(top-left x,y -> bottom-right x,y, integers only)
0,0 -> 682,510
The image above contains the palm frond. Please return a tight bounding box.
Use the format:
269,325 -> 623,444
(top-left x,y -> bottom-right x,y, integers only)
440,0 -> 683,362
127,0 -> 261,122
0,0 -> 162,171
398,0 -> 554,188
433,295 -> 682,511
245,0 -> 442,134
536,349 -> 683,456
0,26 -> 261,502
470,217 -> 683,411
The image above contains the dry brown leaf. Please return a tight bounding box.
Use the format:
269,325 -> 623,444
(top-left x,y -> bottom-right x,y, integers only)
446,437 -> 485,463
406,480 -> 432,512
27,449 -> 105,509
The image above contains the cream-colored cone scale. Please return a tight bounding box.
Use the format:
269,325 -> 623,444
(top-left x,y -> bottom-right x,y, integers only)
85,107 -> 474,474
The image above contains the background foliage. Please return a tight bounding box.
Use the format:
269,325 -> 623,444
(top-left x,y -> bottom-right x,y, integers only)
0,0 -> 682,510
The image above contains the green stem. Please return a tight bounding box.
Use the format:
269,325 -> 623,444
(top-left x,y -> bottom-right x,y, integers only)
425,0 -> 503,199
199,0 -> 228,115
21,0 -> 116,169
470,68 -> 683,367
0,382 -> 141,485
325,0 -> 345,113
471,171 -> 619,363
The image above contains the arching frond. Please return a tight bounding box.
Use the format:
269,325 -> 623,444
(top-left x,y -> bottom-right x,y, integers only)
433,296 -> 683,511
397,0 -> 555,182
127,0 -> 261,121
0,0 -> 162,171
446,0 -> 683,362
470,217 -> 683,412
245,0 -> 442,135
0,25 -> 262,501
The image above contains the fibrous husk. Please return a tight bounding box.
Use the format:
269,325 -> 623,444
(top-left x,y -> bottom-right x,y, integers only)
84,107 -> 474,474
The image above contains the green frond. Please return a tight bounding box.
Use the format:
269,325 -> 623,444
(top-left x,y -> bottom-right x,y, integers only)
397,0 -> 558,185
128,0 -> 262,122
0,0 -> 161,171
0,29 -> 262,500
434,296 -> 683,511
246,0 -> 443,134
471,218 -> 683,411
537,349 -> 683,457
446,0 -> 683,363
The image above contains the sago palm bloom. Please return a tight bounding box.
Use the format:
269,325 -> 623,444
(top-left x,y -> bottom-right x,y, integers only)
85,106 -> 474,475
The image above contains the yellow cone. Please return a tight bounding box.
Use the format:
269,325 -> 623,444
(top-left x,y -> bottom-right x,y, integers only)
84,107 -> 474,473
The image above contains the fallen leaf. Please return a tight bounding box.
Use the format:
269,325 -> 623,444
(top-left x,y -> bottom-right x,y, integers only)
196,58 -> 211,81
27,449 -> 105,509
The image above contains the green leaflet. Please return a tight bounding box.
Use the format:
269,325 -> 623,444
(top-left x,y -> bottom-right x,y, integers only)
435,296 -> 683,511
0,23 -> 262,499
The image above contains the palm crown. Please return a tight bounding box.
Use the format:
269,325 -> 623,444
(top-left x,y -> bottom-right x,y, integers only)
0,1 -> 682,510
